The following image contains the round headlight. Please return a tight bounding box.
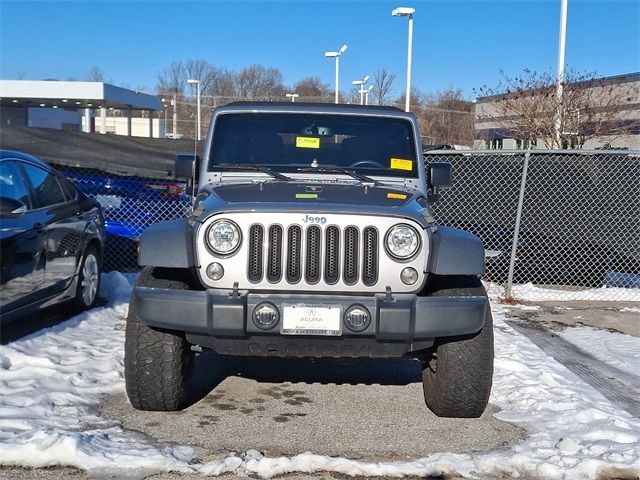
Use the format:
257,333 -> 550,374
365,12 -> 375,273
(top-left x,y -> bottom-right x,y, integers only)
385,224 -> 420,259
207,220 -> 241,255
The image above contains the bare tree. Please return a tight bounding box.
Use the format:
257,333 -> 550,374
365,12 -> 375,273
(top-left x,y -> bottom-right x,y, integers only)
371,68 -> 395,105
475,69 -> 640,148
236,64 -> 285,100
86,67 -> 105,82
156,61 -> 186,94
293,76 -> 332,102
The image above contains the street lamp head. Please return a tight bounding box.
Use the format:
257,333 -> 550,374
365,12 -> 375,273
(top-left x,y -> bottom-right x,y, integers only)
352,80 -> 364,86
285,93 -> 299,98
325,51 -> 339,58
339,44 -> 348,54
392,6 -> 415,16
362,75 -> 370,83
367,85 -> 374,92
187,79 -> 199,84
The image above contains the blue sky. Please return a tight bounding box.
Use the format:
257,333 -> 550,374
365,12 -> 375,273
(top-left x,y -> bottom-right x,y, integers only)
1,0 -> 638,99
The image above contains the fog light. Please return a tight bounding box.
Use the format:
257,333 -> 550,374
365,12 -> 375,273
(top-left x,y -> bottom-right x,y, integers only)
401,267 -> 419,285
253,303 -> 279,330
206,262 -> 224,281
344,305 -> 370,332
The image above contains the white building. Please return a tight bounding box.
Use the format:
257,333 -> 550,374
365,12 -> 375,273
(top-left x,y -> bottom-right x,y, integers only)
0,80 -> 163,138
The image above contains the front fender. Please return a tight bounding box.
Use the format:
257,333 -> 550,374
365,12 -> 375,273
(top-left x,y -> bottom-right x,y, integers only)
138,218 -> 195,268
428,226 -> 485,276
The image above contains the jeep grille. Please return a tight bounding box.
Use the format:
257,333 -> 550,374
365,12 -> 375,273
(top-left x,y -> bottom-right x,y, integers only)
247,223 -> 379,286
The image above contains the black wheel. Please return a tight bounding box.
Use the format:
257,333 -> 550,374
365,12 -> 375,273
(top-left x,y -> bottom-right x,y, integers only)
72,244 -> 101,310
422,275 -> 494,418
124,267 -> 194,411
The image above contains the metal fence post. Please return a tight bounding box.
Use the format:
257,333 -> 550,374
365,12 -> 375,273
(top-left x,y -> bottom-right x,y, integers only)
506,149 -> 531,297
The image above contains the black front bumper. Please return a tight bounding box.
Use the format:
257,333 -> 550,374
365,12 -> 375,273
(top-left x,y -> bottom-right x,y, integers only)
132,287 -> 487,358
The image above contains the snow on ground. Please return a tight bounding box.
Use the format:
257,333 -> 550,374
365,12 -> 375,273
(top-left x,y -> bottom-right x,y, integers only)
485,282 -> 640,302
557,326 -> 640,377
1,276 -> 639,479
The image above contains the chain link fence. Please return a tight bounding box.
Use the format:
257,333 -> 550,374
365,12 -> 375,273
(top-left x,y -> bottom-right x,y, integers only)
56,165 -> 192,272
426,150 -> 640,301
58,150 -> 639,302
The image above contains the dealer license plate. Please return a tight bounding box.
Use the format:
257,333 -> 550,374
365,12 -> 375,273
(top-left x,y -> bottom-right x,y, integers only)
282,304 -> 341,336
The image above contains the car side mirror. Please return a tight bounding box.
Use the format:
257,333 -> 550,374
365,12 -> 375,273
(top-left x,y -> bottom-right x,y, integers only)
175,153 -> 200,196
0,197 -> 27,217
426,162 -> 452,203
428,162 -> 452,189
175,153 -> 200,179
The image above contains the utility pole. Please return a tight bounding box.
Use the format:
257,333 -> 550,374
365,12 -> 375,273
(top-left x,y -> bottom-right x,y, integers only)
554,0 -> 569,148
172,94 -> 177,137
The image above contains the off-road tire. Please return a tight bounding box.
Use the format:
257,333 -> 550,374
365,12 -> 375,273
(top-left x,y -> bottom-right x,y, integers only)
422,275 -> 494,418
72,245 -> 101,310
124,267 -> 194,411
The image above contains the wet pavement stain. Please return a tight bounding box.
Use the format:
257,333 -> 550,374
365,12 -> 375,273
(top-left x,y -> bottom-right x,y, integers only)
212,403 -> 237,411
274,412 -> 307,422
145,421 -> 160,427
249,398 -> 267,404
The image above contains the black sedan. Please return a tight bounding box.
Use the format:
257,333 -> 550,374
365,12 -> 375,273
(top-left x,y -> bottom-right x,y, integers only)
0,150 -> 104,324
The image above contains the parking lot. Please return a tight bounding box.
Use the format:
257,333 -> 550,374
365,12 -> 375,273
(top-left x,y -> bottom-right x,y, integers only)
1,273 -> 638,479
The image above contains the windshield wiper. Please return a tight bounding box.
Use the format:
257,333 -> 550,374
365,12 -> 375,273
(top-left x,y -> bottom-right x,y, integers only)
297,167 -> 380,186
215,164 -> 291,181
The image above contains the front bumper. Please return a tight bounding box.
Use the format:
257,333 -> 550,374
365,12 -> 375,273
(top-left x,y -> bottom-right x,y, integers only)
132,287 -> 487,357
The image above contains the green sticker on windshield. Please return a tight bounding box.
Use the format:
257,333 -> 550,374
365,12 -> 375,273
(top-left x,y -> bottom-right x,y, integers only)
296,193 -> 318,199
296,136 -> 320,149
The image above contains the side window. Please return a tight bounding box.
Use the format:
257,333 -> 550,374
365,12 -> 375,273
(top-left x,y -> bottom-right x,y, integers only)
21,163 -> 67,208
0,161 -> 32,208
58,176 -> 78,202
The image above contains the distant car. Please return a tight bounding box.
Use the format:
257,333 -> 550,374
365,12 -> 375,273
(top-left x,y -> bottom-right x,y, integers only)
58,170 -> 191,270
458,222 -> 640,288
0,150 -> 104,323
165,133 -> 184,139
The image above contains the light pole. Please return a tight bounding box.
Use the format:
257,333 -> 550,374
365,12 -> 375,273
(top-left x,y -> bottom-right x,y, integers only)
365,85 -> 373,105
392,7 -> 415,112
187,79 -> 201,141
554,0 -> 569,148
352,75 -> 370,105
286,93 -> 299,102
325,44 -> 348,104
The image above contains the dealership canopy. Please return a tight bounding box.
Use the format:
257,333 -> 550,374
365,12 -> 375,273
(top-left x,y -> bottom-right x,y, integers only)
0,80 -> 161,110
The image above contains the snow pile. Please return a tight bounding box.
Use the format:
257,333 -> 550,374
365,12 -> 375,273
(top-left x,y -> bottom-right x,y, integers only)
558,326 -> 640,376
0,273 -> 196,474
1,276 -> 639,479
485,281 -> 640,302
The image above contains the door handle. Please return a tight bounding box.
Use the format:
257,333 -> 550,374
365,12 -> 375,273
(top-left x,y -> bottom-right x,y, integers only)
34,222 -> 45,233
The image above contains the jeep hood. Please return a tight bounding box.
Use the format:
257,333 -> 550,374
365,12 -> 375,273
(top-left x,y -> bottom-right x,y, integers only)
195,181 -> 429,225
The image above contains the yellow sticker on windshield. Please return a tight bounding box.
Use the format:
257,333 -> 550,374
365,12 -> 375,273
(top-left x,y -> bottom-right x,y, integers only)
296,193 -> 318,199
296,136 -> 320,149
387,192 -> 407,200
390,158 -> 413,171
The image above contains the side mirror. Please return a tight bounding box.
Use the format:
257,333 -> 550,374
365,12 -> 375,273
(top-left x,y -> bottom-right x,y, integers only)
0,197 -> 27,217
428,162 -> 452,189
426,162 -> 452,203
175,153 -> 199,180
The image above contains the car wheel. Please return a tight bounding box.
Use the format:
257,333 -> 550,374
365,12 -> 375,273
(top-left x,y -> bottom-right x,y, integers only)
124,267 -> 194,411
73,245 -> 101,309
421,275 -> 494,418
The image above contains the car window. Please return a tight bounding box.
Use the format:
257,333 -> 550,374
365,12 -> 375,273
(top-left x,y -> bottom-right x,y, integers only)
21,163 -> 67,208
0,161 -> 32,209
58,176 -> 78,202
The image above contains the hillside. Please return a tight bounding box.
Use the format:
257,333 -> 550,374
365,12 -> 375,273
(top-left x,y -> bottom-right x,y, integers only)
0,127 -> 198,178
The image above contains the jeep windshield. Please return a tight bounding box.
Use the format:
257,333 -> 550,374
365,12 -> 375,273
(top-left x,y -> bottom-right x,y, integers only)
208,113 -> 419,178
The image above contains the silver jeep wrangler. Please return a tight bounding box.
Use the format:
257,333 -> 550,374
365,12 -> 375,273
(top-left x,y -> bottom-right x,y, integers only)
124,102 -> 493,418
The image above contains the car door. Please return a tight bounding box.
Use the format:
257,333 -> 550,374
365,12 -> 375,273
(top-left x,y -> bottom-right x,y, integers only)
20,162 -> 84,293
0,160 -> 46,311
